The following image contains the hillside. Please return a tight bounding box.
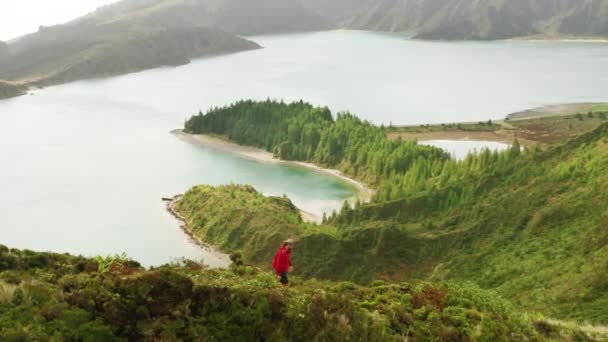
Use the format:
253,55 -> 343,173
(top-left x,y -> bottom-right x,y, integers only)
181,100 -> 608,324
507,103 -> 608,121
0,81 -> 26,99
72,0 -> 330,36
348,0 -> 608,40
0,25 -> 259,91
174,184 -> 307,266
0,246 -> 601,340
388,104 -> 608,146
4,27 -> 259,88
0,0 -> 329,97
2,0 -> 607,98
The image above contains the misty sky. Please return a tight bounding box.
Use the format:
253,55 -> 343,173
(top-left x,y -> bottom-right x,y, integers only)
0,0 -> 118,41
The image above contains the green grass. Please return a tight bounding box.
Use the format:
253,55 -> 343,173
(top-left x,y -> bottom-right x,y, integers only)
178,104 -> 608,325
0,246 -> 602,341
591,103 -> 608,112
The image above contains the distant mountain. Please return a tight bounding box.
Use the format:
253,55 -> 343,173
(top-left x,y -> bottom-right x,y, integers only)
1,27 -> 259,87
68,0 -> 330,36
349,0 -> 608,40
303,0 -> 374,23
3,0 -> 607,100
0,0 -> 328,97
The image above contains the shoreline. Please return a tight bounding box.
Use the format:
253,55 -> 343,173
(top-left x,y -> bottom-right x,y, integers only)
172,130 -> 375,222
164,195 -> 231,268
510,35 -> 608,43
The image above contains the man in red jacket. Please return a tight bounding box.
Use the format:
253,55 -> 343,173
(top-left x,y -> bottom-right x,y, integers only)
272,238 -> 294,286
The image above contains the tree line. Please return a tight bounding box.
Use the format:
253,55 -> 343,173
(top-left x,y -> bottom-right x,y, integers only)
185,99 -> 522,211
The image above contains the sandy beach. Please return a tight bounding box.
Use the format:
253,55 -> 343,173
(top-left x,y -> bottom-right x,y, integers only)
172,130 -> 375,223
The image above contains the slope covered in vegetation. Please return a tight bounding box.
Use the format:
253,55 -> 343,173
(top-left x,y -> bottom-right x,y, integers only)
0,0 -> 329,96
175,184 -> 307,266
182,100 -> 608,324
0,245 -> 601,341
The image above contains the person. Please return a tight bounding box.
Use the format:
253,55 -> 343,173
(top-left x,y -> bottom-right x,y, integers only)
272,238 -> 294,286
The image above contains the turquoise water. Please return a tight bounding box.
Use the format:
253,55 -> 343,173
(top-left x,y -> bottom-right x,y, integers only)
1,30 -> 606,265
0,84 -> 353,266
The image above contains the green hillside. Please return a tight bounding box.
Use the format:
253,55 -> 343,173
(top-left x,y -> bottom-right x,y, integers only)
175,184 -> 307,266
181,100 -> 608,324
0,0 -> 329,97
0,246 -> 600,341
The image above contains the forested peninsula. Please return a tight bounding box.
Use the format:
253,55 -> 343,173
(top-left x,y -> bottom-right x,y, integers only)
179,100 -> 608,325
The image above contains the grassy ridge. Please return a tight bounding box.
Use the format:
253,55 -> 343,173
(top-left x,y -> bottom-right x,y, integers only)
3,246 -> 595,341
0,27 -> 259,90
431,125 -> 608,322
181,100 -> 608,324
175,184 -> 447,282
175,184 -> 307,266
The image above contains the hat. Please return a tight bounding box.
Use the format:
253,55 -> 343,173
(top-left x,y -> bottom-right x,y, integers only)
284,238 -> 295,245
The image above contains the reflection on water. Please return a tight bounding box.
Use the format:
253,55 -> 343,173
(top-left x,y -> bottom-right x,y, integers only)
420,140 -> 511,160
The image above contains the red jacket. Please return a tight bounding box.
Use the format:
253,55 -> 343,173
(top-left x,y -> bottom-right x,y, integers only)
272,246 -> 292,274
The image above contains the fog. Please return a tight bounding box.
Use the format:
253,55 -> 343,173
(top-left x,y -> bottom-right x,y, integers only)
0,0 -> 117,41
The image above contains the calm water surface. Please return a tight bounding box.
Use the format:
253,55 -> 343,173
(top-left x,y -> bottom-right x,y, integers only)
421,140 -> 511,160
1,30 -> 606,265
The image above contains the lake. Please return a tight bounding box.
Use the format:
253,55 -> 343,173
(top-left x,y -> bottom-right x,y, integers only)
421,140 -> 511,160
1,30 -> 606,265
